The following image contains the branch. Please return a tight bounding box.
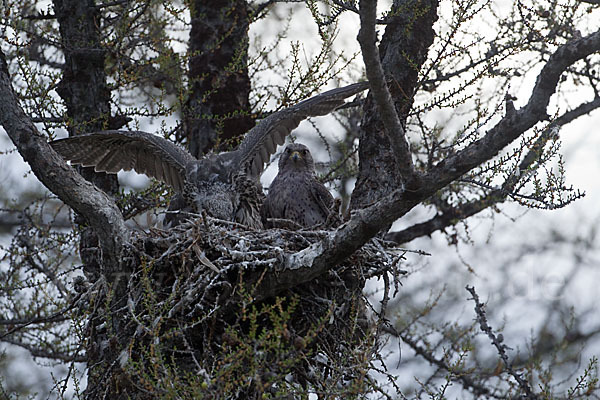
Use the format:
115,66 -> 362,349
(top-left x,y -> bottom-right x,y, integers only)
252,188 -> 415,301
466,286 -> 538,399
0,292 -> 82,344
0,313 -> 69,327
2,337 -> 85,362
386,95 -> 600,244
253,0 -> 304,19
397,330 -> 502,398
0,50 -> 128,270
251,29 -> 600,299
357,0 -> 418,183
426,29 -> 600,189
330,0 -> 390,24
0,208 -> 72,229
23,12 -> 57,20
94,0 -> 131,8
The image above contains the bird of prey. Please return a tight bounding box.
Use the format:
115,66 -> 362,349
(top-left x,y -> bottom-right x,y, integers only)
50,82 -> 368,228
261,143 -> 334,229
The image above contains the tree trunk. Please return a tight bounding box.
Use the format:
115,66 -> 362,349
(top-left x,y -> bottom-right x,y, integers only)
184,0 -> 254,157
53,1 -> 127,397
351,0 -> 439,209
54,0 -> 119,197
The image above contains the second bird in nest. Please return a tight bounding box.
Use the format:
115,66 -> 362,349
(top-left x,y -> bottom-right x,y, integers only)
261,143 -> 334,229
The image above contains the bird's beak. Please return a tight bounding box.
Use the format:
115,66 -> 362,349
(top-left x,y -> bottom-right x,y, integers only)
291,151 -> 301,161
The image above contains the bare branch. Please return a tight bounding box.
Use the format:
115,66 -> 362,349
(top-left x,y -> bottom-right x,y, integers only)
357,0 -> 418,183
424,29 -> 600,187
396,330 -> 502,398
467,285 -> 538,399
2,337 -> 85,362
387,95 -> 600,244
0,50 -> 128,269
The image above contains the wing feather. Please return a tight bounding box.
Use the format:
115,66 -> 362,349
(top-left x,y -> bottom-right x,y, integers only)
265,136 -> 277,154
233,81 -> 368,179
97,148 -> 124,173
311,180 -> 334,217
50,130 -> 195,192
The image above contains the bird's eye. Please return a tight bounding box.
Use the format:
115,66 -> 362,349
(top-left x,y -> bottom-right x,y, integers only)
285,148 -> 290,153
302,149 -> 308,155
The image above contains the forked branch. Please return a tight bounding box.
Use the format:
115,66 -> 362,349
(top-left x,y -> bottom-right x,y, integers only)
255,29 -> 600,296
357,0 -> 418,184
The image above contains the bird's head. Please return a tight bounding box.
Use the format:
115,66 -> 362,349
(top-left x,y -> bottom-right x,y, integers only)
279,143 -> 315,173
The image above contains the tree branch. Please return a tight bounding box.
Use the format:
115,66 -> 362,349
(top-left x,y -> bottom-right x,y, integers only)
351,0 -> 438,209
386,95 -> 600,244
2,337 -> 85,362
0,50 -> 128,270
426,30 -> 600,189
252,29 -> 600,299
397,330 -> 502,398
467,285 -> 538,399
357,0 -> 418,184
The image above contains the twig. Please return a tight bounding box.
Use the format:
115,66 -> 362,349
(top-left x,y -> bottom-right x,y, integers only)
385,327 -> 503,398
466,285 -> 538,399
0,293 -> 82,339
386,95 -> 600,244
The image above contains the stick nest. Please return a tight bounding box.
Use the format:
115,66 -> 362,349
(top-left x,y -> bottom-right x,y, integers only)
82,215 -> 410,396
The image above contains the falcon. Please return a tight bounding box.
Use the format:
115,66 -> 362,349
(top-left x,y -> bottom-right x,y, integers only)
50,82 -> 368,228
261,143 -> 334,229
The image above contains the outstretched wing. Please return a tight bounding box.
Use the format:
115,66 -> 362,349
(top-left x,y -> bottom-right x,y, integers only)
233,81 -> 369,179
50,130 -> 196,192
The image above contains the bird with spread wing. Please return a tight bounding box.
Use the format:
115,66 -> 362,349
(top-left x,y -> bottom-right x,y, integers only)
50,82 -> 368,228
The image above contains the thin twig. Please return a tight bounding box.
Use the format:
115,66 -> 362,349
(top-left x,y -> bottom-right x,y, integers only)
466,285 -> 538,399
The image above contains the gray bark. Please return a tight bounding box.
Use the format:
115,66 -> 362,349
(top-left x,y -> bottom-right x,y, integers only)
351,0 -> 439,210
0,51 -> 128,274
184,0 -> 254,157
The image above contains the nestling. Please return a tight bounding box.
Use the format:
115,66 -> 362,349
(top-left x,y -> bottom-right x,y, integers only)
261,143 -> 334,228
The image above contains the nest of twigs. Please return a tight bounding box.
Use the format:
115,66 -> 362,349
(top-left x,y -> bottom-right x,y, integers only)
128,214 -> 406,314
85,214 -> 409,396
